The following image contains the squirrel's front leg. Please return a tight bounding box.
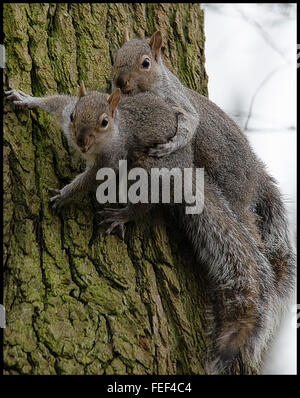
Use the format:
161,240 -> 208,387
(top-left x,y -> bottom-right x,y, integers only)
5,88 -> 76,129
5,89 -> 40,109
148,104 -> 199,157
49,165 -> 98,212
98,203 -> 153,239
49,181 -> 86,213
48,188 -> 66,212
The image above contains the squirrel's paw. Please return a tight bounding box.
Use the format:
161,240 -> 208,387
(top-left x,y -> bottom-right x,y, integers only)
171,104 -> 186,115
148,141 -> 177,157
97,208 -> 129,239
48,188 -> 67,213
5,89 -> 36,108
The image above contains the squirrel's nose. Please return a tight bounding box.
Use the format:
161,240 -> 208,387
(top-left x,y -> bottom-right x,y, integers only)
77,131 -> 93,151
116,75 -> 129,90
77,135 -> 88,148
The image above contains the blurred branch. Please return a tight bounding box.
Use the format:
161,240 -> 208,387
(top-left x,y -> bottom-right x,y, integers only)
236,6 -> 290,63
244,64 -> 288,131
242,127 -> 296,133
227,111 -> 296,132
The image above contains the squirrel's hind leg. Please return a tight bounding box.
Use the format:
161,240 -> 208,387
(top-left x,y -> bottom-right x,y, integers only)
98,203 -> 153,239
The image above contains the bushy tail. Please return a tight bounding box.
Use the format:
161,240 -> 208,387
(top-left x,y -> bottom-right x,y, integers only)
176,179 -> 276,373
256,172 -> 296,301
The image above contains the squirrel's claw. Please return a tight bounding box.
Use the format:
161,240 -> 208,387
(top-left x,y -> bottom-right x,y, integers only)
48,188 -> 61,196
48,188 -> 65,213
98,208 -> 128,239
5,89 -> 35,108
148,141 -> 177,157
105,221 -> 125,240
99,219 -> 126,240
171,104 -> 186,115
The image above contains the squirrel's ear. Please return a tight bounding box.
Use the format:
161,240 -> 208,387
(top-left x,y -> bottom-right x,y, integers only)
149,31 -> 162,61
79,81 -> 87,98
107,88 -> 121,116
122,28 -> 130,44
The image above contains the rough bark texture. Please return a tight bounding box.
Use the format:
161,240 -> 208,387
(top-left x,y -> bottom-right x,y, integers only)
3,3 -> 217,375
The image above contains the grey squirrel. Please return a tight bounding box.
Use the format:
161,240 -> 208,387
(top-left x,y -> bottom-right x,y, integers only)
112,30 -> 295,322
6,84 -> 280,373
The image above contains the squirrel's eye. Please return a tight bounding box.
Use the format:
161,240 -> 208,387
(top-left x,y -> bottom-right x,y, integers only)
141,58 -> 150,69
101,117 -> 108,128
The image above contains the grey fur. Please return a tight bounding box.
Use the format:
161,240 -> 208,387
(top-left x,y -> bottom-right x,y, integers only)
112,34 -> 296,370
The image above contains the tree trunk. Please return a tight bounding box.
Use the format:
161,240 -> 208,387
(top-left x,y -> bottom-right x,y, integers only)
3,3 -> 247,375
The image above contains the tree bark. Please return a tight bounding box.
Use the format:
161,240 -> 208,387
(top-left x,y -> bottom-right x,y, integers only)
3,3 -> 244,375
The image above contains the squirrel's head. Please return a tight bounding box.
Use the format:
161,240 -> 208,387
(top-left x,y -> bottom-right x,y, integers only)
112,30 -> 163,95
69,81 -> 121,155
